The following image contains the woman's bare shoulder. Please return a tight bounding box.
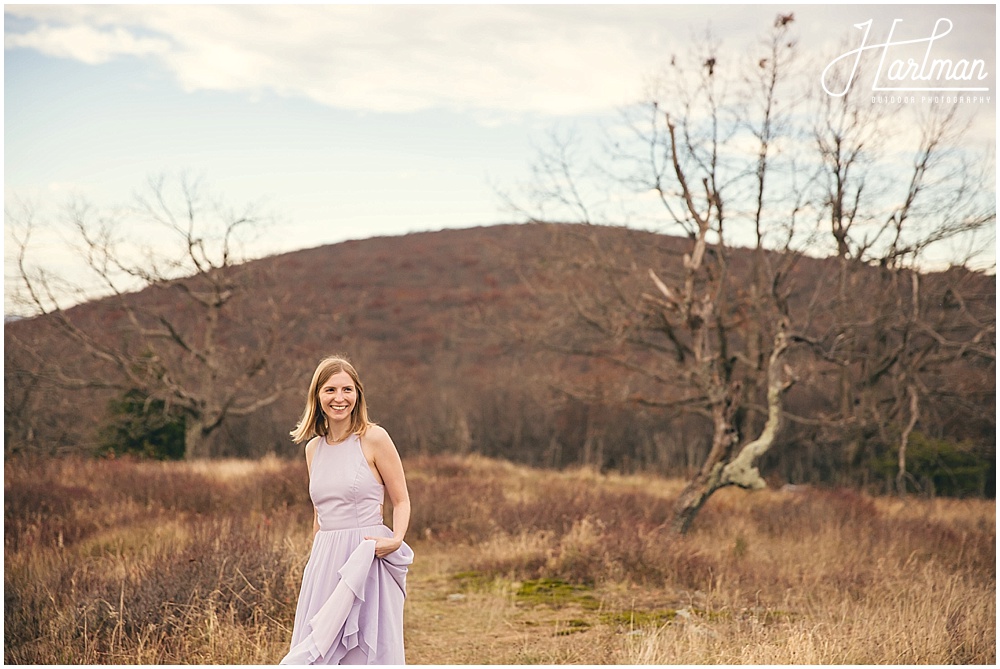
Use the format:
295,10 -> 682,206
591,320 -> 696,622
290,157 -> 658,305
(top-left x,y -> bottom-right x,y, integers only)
304,436 -> 321,461
364,424 -> 395,449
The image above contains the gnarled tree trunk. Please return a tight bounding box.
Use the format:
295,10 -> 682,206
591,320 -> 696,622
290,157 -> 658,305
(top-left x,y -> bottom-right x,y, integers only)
671,323 -> 792,534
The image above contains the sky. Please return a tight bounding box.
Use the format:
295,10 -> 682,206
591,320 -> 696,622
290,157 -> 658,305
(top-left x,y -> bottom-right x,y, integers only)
4,2 -> 997,313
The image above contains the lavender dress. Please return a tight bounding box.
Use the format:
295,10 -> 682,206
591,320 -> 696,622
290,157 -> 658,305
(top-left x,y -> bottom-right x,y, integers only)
281,434 -> 413,665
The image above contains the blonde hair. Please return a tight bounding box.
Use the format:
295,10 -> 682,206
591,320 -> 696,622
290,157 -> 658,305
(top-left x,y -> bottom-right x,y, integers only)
290,356 -> 373,444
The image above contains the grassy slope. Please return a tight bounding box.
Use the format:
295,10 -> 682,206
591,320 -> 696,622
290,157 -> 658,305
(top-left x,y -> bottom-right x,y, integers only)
8,222 -> 994,466
4,454 -> 995,664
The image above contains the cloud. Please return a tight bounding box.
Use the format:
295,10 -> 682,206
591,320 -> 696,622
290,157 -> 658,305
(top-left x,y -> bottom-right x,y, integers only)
4,4 -> 995,119
1,4 -> 722,116
4,21 -> 170,64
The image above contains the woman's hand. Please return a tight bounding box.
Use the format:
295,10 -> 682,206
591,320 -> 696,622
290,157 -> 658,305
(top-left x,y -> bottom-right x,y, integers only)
366,535 -> 402,558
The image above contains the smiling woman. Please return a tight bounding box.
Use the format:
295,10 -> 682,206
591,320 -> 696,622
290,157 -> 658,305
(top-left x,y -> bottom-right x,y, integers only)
283,355 -> 413,665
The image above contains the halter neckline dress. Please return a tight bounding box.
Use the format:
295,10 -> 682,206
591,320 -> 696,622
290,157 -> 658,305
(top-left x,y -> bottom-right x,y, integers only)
280,433 -> 413,665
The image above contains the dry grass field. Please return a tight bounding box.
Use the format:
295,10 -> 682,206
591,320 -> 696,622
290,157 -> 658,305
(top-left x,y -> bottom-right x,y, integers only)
4,454 -> 995,664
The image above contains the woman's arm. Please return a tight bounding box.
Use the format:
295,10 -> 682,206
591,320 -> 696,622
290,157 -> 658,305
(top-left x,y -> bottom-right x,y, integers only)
304,437 -> 321,537
364,426 -> 410,557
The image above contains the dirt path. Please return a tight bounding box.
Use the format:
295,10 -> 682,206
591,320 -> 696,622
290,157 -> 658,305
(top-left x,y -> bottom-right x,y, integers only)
402,542 -> 663,664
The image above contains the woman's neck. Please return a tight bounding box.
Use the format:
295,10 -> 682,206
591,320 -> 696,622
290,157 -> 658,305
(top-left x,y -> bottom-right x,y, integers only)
326,421 -> 352,444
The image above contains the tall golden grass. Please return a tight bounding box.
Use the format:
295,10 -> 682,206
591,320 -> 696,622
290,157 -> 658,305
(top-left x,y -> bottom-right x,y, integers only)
4,453 -> 995,664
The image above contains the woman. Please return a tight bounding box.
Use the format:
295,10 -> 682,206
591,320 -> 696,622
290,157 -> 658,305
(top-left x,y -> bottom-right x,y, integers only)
281,356 -> 413,665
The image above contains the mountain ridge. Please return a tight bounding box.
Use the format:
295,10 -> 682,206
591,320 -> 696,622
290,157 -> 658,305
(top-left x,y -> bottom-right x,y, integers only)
5,222 -> 994,494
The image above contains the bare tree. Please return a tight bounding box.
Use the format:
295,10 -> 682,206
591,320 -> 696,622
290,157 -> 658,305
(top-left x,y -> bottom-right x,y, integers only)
507,16 -> 808,533
639,16 -> 805,533
6,175 -> 305,458
512,13 -> 994,529
808,62 -> 996,494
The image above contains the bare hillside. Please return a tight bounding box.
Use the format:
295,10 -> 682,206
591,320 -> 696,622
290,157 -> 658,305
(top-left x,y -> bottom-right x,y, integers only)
5,222 -> 994,493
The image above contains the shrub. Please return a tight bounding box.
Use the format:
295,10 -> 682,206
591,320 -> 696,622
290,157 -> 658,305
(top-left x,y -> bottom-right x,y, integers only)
869,433 -> 994,497
98,389 -> 186,460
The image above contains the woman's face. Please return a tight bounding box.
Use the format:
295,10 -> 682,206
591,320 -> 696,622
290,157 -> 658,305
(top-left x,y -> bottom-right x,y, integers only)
318,370 -> 358,426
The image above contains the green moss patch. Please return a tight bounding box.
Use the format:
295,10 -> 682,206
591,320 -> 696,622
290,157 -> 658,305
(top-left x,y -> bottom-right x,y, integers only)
554,618 -> 592,636
515,578 -> 599,609
601,609 -> 678,628
450,570 -> 494,591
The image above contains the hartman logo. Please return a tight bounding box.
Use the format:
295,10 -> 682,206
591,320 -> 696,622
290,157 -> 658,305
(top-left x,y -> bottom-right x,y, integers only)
821,18 -> 990,98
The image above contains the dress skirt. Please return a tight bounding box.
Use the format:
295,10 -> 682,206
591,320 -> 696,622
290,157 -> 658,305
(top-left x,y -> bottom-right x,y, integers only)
281,525 -> 414,665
